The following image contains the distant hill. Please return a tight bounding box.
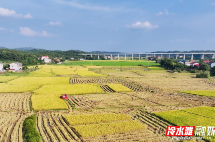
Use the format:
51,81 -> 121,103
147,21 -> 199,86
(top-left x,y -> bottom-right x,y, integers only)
14,47 -> 41,51
0,46 -> 8,49
91,51 -> 122,54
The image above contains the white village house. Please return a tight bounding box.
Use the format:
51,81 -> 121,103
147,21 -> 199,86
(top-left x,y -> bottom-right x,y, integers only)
41,56 -> 49,60
9,62 -> 22,70
0,63 -> 3,71
41,56 -> 52,63
44,58 -> 52,63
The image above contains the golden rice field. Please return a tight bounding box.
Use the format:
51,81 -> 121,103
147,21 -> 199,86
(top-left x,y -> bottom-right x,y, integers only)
65,113 -> 131,125
34,84 -> 104,95
28,68 -> 53,76
181,90 -> 215,97
155,108 -> 215,126
52,67 -> 76,75
73,120 -> 146,137
107,84 -> 133,92
31,95 -> 68,110
0,76 -> 19,83
8,76 -> 70,85
0,83 -> 41,93
32,84 -> 104,110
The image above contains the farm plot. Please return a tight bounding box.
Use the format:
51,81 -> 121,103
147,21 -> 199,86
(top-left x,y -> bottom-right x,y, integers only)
8,77 -> 70,85
0,93 -> 33,141
0,83 -> 41,93
37,112 -> 80,142
70,78 -> 145,92
32,84 -> 104,110
34,84 -> 104,95
0,76 -> 19,83
83,129 -> 172,142
65,113 -> 146,138
181,90 -> 215,97
75,68 -> 106,77
0,93 -> 31,112
155,109 -> 215,126
32,95 -> 68,111
131,72 -> 213,93
68,96 -> 96,109
107,84 -> 133,92
0,112 -> 33,142
29,68 -> 53,77
68,93 -> 155,110
181,106 -> 215,118
65,113 -> 131,125
52,66 -> 77,75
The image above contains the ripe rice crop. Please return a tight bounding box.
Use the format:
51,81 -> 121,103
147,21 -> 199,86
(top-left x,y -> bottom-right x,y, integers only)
52,67 -> 77,75
73,120 -> 146,137
181,106 -> 215,118
181,90 -> 215,97
8,77 -> 70,85
107,84 -> 133,92
0,83 -> 41,93
29,68 -> 53,76
34,84 -> 104,95
32,95 -> 68,110
155,109 -> 215,126
147,67 -> 164,70
75,68 -> 106,76
65,113 -> 131,125
0,76 -> 19,83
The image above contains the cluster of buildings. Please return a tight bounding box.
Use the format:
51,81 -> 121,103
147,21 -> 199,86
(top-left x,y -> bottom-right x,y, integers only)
0,62 -> 23,72
41,56 -> 52,64
178,60 -> 215,68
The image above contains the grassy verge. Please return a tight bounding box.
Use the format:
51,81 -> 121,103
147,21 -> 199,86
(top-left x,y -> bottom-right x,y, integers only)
23,114 -> 41,142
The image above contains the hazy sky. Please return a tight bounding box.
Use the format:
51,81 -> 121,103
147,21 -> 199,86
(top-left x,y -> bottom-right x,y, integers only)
1,0 -> 215,52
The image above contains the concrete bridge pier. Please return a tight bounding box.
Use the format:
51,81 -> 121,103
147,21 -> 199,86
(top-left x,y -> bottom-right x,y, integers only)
212,54 -> 215,59
168,54 -> 170,59
176,54 -> 178,59
191,54 -> 194,60
125,54 -> 126,60
201,54 -> 205,60
98,55 -> 100,59
132,54 -> 133,60
111,54 -> 113,60
139,54 -> 140,60
183,54 -> 186,60
118,54 -> 119,60
91,54 -> 93,58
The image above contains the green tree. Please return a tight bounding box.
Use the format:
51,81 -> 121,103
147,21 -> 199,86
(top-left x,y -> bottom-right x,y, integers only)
199,63 -> 210,71
211,66 -> 215,76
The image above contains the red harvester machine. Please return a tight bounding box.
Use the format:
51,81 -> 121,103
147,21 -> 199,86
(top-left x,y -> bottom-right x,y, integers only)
61,94 -> 68,100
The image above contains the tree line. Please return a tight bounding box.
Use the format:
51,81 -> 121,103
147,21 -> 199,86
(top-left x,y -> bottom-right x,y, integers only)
0,48 -> 87,66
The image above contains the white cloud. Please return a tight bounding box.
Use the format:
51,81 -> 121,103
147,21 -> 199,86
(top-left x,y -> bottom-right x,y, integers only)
171,38 -> 193,42
0,27 -> 6,31
211,3 -> 215,6
0,7 -> 32,19
156,9 -> 175,16
126,21 -> 158,29
48,21 -> 62,26
19,27 -> 54,37
207,38 -> 215,41
51,0 -> 120,11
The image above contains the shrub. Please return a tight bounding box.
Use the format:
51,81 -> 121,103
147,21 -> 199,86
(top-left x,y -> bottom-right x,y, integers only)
23,114 -> 41,142
196,71 -> 210,78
